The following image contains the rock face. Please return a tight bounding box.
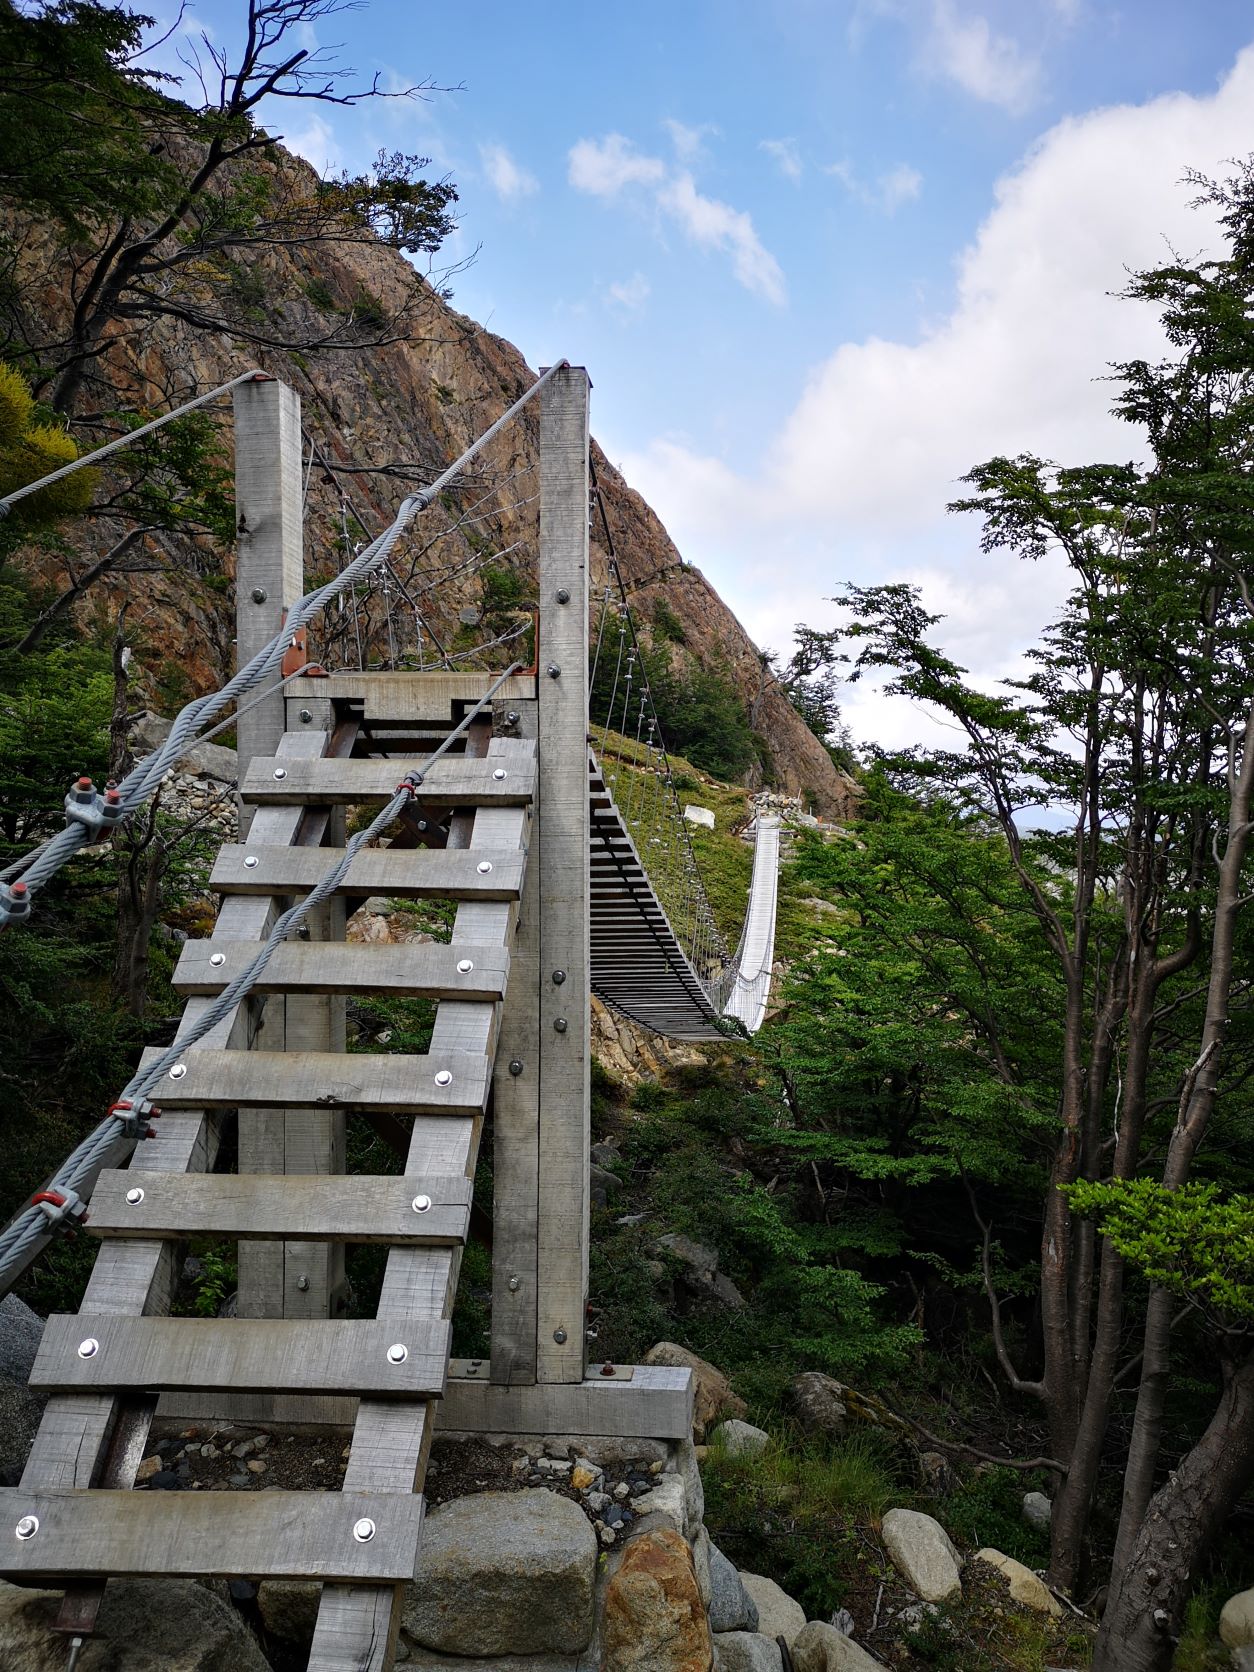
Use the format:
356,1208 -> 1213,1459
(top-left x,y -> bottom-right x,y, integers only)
0,1577 -> 271,1670
403,1489 -> 598,1656
710,1420 -> 769,1459
791,1621 -> 886,1671
707,1544 -> 759,1633
787,1373 -> 848,1439
880,1509 -> 963,1603
973,1549 -> 1060,1617
714,1632 -> 783,1672
0,1294 -> 45,1485
601,1526 -> 713,1672
643,1343 -> 746,1442
738,1573 -> 806,1646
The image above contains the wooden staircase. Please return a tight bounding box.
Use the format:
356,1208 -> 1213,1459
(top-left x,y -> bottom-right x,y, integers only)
0,693 -> 536,1671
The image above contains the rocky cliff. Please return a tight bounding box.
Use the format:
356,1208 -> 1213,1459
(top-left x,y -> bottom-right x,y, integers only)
11,149 -> 855,817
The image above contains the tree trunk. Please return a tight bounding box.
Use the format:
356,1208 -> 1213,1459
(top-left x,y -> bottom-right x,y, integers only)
1093,1352 -> 1254,1672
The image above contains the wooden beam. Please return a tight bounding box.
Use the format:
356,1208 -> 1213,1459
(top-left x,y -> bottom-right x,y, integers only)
239,755 -> 535,807
286,671 -> 536,724
172,941 -> 509,1001
211,844 -> 526,901
135,1047 -> 490,1114
438,1364 -> 694,1440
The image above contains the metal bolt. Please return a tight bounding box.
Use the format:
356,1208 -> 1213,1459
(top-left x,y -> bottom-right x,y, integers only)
552,969 -> 566,985
509,1058 -> 524,1077
416,819 -> 428,831
296,1275 -> 309,1292
554,1017 -> 568,1033
243,855 -> 259,869
273,767 -> 287,780
209,952 -> 226,967
506,710 -> 520,724
387,1343 -> 409,1364
553,1327 -> 568,1345
556,587 -> 571,604
411,1194 -> 432,1214
456,958 -> 474,974
125,1187 -> 144,1206
508,1275 -> 521,1292
15,1516 -> 38,1540
169,1064 -> 187,1080
492,768 -> 507,781
547,663 -> 561,679
77,1338 -> 99,1359
477,861 -> 493,874
251,587 -> 267,604
466,1363 -> 479,1375
298,708 -> 313,723
434,1070 -> 453,1088
600,1361 -> 616,1378
352,1518 -> 376,1543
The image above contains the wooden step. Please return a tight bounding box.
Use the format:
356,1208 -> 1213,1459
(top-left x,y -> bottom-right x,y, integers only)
88,1170 -> 473,1245
136,1046 -> 491,1113
0,1488 -> 424,1583
287,669 -> 536,725
211,844 -> 527,900
31,1315 -> 452,1397
172,941 -> 509,1000
240,755 -> 535,808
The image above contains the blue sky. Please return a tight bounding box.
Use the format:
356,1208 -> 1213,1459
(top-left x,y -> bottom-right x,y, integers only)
176,2 -> 1254,745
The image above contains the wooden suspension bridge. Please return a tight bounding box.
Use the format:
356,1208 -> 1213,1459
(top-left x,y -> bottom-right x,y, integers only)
0,368 -> 780,1670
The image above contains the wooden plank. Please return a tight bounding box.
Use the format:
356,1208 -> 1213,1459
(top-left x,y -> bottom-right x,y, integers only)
535,366 -> 591,1385
88,1171 -> 472,1245
287,670 -> 536,724
136,1046 -> 490,1114
439,1364 -> 694,1440
172,940 -> 509,1000
212,844 -> 526,900
0,1489 -> 424,1583
32,1315 -> 452,1397
91,1163 -> 461,1249
240,754 -> 535,807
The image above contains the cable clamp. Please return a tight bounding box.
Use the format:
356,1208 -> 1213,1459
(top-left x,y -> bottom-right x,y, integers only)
64,777 -> 126,838
30,1187 -> 88,1231
108,1097 -> 162,1140
0,880 -> 31,927
395,772 -> 425,796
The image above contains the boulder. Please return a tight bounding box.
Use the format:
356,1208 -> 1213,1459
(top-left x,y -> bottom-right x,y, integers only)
601,1525 -> 712,1671
672,1438 -> 705,1532
632,1474 -> 688,1536
787,1373 -> 848,1439
257,1579 -> 321,1645
917,1451 -> 957,1495
1221,1588 -> 1254,1648
880,1509 -> 962,1603
656,1234 -> 744,1310
791,1620 -> 887,1671
692,1526 -> 713,1608
973,1549 -> 1060,1617
402,1488 -> 597,1656
1233,1649 -> 1254,1671
131,712 -> 237,783
1022,1491 -> 1052,1533
739,1573 -> 806,1646
643,1343 -> 746,1441
711,1420 -> 770,1459
0,1576 -> 271,1669
707,1543 -> 757,1633
714,1631 -> 783,1671
0,1295 -> 47,1485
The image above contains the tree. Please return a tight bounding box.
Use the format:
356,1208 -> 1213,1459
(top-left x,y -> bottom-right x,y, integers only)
807,159 -> 1254,1669
0,0 -> 460,415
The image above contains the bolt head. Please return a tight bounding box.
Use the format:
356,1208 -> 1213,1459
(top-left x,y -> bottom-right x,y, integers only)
209,952 -> 226,967
298,708 -> 313,723
492,768 -> 507,781
273,767 -> 287,780
508,1058 -> 524,1077
386,1343 -> 408,1364
296,1275 -> 309,1292
508,1275 -> 521,1292
552,969 -> 567,985
456,958 -> 474,974
77,1338 -> 99,1359
556,587 -> 571,604
125,1187 -> 144,1206
434,1069 -> 453,1088
554,1017 -> 568,1033
553,1327 -> 568,1345
411,1194 -> 432,1213
352,1517 -> 376,1543
251,587 -> 267,604
476,860 -> 493,874
169,1064 -> 187,1080
15,1516 -> 38,1540
547,663 -> 561,679
243,855 -> 259,869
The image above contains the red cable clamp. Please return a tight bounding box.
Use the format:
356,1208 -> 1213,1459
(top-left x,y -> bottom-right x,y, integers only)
0,880 -> 31,926
64,776 -> 127,838
31,1187 -> 88,1231
108,1097 -> 162,1140
395,772 -> 424,796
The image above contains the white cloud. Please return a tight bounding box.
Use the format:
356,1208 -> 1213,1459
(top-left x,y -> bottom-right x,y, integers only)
761,138 -> 803,183
279,112 -> 342,172
925,0 -> 1042,113
479,142 -> 539,202
568,134 -> 785,306
828,158 -> 923,213
607,272 -> 651,312
569,134 -> 666,196
664,118 -> 719,164
615,48 -> 1254,744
